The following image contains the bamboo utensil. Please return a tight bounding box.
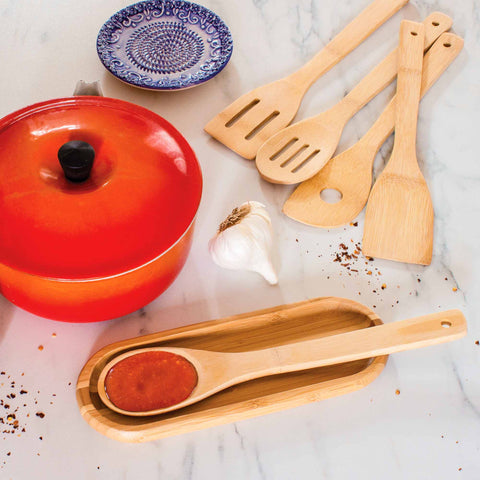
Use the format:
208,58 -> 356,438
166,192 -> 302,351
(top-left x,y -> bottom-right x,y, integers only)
283,32 -> 463,228
363,20 -> 433,264
97,308 -> 465,417
255,13 -> 451,184
78,297 -> 388,442
204,0 -> 409,160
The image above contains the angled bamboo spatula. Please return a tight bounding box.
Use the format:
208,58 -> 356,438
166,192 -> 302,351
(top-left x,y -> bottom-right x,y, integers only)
283,32 -> 463,228
363,20 -> 433,265
204,0 -> 409,160
255,12 -> 451,184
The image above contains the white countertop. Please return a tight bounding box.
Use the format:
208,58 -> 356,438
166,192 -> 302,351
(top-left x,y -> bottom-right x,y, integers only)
0,0 -> 479,478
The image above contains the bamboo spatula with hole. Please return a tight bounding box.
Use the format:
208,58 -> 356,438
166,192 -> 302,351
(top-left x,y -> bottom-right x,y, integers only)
204,0 -> 409,160
255,13 -> 451,185
362,20 -> 432,265
283,32 -> 463,228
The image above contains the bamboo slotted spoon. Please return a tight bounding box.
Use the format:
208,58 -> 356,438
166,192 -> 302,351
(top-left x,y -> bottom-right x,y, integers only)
204,0 -> 409,160
255,13 -> 451,185
283,32 -> 463,228
362,20 -> 433,265
97,309 -> 466,416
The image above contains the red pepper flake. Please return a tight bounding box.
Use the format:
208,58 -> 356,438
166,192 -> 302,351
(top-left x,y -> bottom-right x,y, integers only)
395,389 -> 400,395
37,345 -> 44,351
381,284 -> 387,290
35,412 -> 45,419
367,271 -> 372,275
52,333 -> 56,338
475,341 -> 479,346
452,287 -> 458,292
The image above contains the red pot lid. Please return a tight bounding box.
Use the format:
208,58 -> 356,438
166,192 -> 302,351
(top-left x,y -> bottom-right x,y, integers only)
0,96 -> 202,279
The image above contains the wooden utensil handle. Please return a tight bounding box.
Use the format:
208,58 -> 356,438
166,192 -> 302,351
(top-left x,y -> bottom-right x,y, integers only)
288,0 -> 408,91
391,20 -> 425,165
331,14 -> 449,121
362,32 -> 464,149
234,310 -> 466,378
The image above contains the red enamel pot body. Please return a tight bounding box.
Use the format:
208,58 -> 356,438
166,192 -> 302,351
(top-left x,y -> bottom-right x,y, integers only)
0,96 -> 202,322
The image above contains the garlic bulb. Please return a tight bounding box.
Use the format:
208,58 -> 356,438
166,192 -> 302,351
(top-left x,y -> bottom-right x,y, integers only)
209,201 -> 278,285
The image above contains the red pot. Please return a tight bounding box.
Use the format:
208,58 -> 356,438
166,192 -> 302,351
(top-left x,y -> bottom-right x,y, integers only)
0,94 -> 202,322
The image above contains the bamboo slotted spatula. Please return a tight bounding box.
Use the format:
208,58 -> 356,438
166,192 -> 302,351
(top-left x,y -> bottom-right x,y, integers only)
255,13 -> 451,185
362,20 -> 433,265
283,32 -> 463,228
204,0 -> 409,160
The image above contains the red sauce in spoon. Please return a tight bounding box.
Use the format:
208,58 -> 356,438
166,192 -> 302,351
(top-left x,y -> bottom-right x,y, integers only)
104,351 -> 198,412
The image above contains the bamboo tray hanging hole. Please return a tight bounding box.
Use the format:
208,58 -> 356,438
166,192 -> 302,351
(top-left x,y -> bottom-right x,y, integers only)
76,297 -> 388,442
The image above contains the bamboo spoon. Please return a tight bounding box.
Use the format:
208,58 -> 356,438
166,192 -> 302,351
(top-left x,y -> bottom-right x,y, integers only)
283,32 -> 463,228
97,309 -> 466,416
363,20 -> 432,264
204,0 -> 409,160
255,13 -> 451,185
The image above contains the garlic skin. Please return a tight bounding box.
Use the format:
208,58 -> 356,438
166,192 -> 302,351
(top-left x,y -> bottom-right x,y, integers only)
209,201 -> 278,285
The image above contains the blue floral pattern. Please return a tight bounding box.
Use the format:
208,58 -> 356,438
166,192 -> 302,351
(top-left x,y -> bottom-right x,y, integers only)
97,0 -> 233,90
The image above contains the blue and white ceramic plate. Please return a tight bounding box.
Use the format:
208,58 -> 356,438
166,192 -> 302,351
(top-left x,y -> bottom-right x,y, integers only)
97,0 -> 233,90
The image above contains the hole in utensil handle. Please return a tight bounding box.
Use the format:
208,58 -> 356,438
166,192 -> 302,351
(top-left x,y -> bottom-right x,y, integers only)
441,321 -> 452,328
58,141 -> 95,182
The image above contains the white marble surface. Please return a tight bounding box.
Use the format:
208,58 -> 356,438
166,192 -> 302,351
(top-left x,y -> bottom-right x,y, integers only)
0,0 -> 479,478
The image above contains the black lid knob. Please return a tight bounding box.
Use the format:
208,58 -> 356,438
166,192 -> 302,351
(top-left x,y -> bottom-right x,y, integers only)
58,141 -> 95,182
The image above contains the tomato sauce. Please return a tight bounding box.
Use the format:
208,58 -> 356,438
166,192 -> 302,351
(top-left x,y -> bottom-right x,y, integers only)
104,351 -> 198,412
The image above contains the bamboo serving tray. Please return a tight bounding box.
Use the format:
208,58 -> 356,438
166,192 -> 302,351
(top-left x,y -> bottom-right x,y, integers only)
76,297 -> 388,442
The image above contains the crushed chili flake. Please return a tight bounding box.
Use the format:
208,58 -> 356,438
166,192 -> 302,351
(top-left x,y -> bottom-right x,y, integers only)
37,345 -> 44,351
35,412 -> 45,419
475,341 -> 479,346
452,287 -> 458,292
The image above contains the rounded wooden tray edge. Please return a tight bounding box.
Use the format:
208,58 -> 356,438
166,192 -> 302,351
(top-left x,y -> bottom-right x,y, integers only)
75,297 -> 388,442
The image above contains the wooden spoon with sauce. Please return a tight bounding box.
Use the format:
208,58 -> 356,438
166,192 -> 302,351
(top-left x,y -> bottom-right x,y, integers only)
97,309 -> 466,416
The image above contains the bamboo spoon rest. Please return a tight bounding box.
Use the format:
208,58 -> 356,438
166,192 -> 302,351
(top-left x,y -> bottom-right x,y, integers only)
283,32 -> 463,228
204,0 -> 409,160
77,297 -> 466,442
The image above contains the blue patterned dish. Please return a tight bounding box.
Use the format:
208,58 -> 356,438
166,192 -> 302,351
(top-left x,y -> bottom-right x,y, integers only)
97,0 -> 233,90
